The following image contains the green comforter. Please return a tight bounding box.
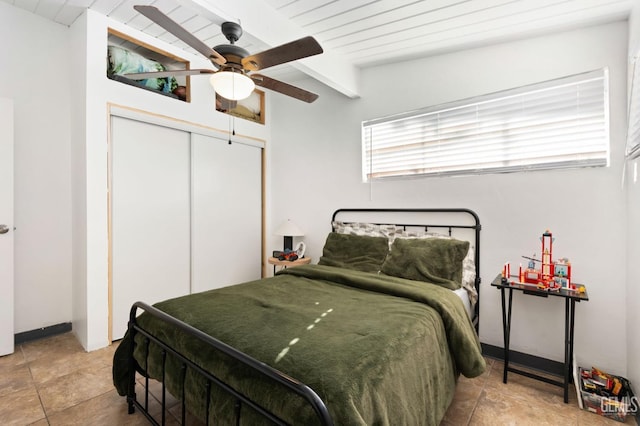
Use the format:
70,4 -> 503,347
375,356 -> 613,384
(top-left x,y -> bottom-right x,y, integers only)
113,265 -> 485,425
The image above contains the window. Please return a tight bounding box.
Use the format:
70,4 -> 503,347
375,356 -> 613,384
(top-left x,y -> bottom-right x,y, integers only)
362,69 -> 609,181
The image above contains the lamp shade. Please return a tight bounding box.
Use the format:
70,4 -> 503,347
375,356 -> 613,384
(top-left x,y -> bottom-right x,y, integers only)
275,219 -> 304,237
210,70 -> 255,101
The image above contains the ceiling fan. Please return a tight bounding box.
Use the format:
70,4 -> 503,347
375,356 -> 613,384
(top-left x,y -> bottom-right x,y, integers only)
122,5 -> 323,103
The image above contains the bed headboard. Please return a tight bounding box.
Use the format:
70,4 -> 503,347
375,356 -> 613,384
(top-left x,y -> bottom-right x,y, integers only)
331,208 -> 481,332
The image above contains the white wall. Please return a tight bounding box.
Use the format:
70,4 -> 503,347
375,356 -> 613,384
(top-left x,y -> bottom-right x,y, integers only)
626,0 -> 640,396
0,3 -> 73,334
271,21 -> 630,374
70,10 -> 89,354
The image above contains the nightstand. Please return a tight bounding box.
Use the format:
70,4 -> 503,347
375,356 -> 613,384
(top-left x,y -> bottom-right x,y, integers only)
491,274 -> 589,403
268,256 -> 312,275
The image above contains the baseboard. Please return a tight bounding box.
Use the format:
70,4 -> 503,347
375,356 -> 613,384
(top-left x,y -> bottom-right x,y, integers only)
481,342 -> 565,376
14,322 -> 72,345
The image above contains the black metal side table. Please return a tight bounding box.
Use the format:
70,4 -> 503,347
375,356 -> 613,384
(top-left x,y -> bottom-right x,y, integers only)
491,274 -> 589,403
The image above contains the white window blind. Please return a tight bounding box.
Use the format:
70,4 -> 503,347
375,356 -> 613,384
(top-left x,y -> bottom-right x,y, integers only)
362,69 -> 609,181
626,55 -> 640,159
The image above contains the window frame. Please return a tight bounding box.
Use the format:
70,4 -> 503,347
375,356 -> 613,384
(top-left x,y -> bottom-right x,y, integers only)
362,69 -> 610,181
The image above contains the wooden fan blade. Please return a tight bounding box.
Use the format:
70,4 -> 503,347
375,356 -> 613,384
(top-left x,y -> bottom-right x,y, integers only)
134,5 -> 226,65
122,69 -> 215,80
242,36 -> 322,72
252,74 -> 319,103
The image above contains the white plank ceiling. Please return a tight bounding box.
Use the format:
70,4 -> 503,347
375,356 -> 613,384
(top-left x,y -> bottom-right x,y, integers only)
2,0 -> 633,97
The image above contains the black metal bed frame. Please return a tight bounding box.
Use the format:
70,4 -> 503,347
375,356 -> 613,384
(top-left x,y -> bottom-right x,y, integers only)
124,208 -> 481,425
126,302 -> 333,426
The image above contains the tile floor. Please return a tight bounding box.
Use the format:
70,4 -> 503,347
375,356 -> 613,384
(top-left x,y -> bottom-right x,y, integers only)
0,332 -> 636,425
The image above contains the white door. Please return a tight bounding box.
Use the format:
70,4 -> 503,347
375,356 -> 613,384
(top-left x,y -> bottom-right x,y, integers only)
111,116 -> 191,340
191,134 -> 262,292
0,98 -> 14,355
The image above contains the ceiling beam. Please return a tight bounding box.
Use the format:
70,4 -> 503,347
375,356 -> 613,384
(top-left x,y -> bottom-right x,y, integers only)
179,0 -> 360,98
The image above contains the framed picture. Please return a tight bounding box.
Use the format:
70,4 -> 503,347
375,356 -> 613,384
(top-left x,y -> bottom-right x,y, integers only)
216,89 -> 265,124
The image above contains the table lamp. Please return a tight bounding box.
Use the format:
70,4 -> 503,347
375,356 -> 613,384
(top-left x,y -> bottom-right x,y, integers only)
275,219 -> 304,251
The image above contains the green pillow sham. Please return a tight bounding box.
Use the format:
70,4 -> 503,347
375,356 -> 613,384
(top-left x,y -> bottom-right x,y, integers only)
381,237 -> 470,290
318,233 -> 389,273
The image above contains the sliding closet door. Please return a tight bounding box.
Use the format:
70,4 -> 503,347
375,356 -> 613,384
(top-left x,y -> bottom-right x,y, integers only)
111,116 -> 191,340
191,134 -> 262,292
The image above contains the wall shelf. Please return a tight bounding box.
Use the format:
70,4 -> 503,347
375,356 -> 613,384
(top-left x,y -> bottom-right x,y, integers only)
107,28 -> 191,102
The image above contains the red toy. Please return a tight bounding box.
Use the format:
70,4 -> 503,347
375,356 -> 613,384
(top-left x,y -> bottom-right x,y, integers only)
503,230 -> 574,291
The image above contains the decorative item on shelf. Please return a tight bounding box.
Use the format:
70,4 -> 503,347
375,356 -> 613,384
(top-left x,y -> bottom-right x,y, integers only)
172,85 -> 187,101
275,219 -> 304,251
216,89 -> 265,124
501,229 -> 577,292
107,28 -> 190,102
272,249 -> 298,261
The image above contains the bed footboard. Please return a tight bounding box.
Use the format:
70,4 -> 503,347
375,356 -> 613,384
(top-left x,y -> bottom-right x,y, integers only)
125,301 -> 333,426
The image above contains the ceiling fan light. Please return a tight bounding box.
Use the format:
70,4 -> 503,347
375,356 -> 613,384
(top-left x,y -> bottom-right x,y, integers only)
210,71 -> 255,100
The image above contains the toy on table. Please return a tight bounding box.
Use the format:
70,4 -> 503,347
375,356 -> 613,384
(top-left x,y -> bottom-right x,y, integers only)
501,230 -> 578,292
273,249 -> 299,261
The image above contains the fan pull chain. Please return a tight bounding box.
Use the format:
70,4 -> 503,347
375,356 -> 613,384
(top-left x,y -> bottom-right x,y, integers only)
229,72 -> 236,144
228,115 -> 236,144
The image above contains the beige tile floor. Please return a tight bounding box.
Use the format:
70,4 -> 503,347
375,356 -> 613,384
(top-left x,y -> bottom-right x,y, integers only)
0,332 -> 636,425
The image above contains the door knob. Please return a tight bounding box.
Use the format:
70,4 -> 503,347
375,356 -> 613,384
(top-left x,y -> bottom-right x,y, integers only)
0,224 -> 9,234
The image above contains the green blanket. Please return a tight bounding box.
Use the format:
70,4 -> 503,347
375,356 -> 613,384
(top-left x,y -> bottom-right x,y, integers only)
113,265 -> 485,425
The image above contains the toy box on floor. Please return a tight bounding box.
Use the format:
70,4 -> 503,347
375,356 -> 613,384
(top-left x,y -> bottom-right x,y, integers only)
578,366 -> 636,422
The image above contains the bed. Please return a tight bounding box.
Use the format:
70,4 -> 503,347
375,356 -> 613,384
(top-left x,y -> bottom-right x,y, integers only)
112,208 -> 485,425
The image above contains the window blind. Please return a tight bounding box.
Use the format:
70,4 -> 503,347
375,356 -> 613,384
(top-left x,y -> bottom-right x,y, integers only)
362,69 -> 609,181
626,56 -> 640,159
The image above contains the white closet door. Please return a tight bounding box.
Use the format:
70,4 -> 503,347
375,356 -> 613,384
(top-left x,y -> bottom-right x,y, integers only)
111,116 -> 191,340
191,134 -> 262,293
